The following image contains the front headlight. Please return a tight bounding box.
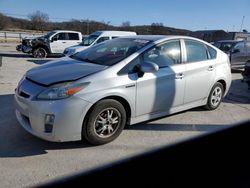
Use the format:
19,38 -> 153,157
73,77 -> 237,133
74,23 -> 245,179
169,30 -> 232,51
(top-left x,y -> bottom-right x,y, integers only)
37,82 -> 90,100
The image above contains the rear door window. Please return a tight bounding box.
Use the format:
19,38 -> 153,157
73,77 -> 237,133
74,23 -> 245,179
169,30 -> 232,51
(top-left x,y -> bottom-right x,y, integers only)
185,40 -> 209,63
68,33 -> 79,40
207,45 -> 217,59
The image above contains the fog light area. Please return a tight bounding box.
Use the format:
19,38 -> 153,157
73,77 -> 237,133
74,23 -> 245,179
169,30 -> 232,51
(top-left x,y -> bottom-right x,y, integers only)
44,114 -> 55,133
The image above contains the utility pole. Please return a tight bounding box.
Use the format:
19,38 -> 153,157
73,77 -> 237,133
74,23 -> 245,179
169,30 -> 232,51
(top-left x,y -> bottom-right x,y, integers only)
239,16 -> 245,32
86,19 -> 89,35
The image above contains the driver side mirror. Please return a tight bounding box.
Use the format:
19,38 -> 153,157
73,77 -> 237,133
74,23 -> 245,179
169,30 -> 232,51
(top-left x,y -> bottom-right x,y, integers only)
137,61 -> 159,77
51,37 -> 58,42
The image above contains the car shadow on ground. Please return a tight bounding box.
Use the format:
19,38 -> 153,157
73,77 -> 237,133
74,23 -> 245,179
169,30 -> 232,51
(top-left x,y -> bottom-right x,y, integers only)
0,93 -> 230,158
127,122 -> 229,132
0,52 -> 63,59
0,94 -> 93,158
0,52 -> 31,58
27,59 -> 51,65
224,78 -> 250,104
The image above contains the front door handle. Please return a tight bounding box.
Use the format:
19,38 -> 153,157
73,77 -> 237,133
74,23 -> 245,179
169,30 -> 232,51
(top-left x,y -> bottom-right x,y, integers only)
175,73 -> 184,79
208,66 -> 214,71
62,42 -> 67,43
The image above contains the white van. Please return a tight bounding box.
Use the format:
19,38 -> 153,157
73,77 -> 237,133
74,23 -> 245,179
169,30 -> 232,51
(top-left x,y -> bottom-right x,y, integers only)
63,30 -> 136,56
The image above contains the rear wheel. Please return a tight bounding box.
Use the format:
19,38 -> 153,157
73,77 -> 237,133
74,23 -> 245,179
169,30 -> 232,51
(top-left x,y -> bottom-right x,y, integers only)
32,47 -> 47,58
205,82 -> 224,110
82,99 -> 126,145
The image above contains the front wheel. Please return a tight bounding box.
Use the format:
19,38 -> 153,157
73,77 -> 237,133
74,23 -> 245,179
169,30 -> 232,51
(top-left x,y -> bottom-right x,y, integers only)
82,99 -> 126,145
32,47 -> 47,58
205,82 -> 224,110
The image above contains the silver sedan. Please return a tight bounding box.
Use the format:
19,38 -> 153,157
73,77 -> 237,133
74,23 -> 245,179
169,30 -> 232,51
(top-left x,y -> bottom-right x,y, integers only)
15,35 -> 231,145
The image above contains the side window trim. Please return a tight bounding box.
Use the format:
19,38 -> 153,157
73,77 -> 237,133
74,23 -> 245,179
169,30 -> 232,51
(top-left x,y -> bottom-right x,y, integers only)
204,44 -> 211,59
180,39 -> 187,63
65,33 -> 69,40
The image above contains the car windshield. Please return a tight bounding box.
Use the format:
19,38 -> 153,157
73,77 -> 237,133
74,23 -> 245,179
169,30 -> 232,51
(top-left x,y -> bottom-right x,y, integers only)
71,38 -> 151,66
80,34 -> 99,46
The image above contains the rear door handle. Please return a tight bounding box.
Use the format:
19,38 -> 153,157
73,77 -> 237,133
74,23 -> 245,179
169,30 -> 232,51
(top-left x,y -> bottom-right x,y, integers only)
175,73 -> 184,79
62,42 -> 67,43
208,66 -> 214,71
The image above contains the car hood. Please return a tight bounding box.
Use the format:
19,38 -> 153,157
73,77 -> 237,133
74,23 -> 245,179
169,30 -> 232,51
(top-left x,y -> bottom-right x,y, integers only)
26,57 -> 106,86
68,45 -> 88,52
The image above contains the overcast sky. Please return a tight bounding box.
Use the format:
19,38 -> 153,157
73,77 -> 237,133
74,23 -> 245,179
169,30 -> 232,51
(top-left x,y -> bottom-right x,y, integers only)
0,0 -> 249,31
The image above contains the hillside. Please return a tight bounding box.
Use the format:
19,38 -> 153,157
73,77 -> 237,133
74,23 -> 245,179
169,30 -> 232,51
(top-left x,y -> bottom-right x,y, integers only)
0,12 -> 191,35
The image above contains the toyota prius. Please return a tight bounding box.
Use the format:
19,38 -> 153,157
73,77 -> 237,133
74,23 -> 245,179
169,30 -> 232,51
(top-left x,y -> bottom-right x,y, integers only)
15,35 -> 231,145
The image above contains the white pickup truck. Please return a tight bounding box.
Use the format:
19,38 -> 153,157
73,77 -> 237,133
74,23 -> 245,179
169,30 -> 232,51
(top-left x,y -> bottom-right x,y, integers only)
17,30 -> 82,58
63,31 -> 137,56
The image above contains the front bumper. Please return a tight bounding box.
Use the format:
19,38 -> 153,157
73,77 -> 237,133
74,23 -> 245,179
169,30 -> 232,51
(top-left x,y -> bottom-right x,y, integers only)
16,44 -> 32,53
16,44 -> 22,51
14,92 -> 92,142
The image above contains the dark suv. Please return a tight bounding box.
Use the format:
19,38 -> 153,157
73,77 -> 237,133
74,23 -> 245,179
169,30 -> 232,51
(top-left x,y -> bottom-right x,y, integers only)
212,40 -> 238,53
230,41 -> 250,66
212,40 -> 250,67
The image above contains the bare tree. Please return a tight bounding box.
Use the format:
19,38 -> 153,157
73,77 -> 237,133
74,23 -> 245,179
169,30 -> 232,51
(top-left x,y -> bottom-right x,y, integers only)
0,13 -> 10,30
28,11 -> 49,32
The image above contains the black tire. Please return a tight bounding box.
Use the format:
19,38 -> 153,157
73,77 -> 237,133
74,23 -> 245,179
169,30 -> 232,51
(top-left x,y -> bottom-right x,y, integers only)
32,47 -> 47,58
204,82 -> 224,110
82,99 -> 126,145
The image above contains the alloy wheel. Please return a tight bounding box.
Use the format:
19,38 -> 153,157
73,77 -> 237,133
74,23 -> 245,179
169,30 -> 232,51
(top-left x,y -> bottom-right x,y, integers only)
211,86 -> 222,107
94,108 -> 121,138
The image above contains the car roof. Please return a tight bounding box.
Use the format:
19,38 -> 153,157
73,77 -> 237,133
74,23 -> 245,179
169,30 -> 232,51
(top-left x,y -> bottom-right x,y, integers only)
215,40 -> 240,43
91,30 -> 137,36
53,30 -> 81,33
121,35 -> 204,42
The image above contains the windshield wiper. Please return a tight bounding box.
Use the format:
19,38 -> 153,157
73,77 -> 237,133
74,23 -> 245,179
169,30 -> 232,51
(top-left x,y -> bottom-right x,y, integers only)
82,58 -> 99,64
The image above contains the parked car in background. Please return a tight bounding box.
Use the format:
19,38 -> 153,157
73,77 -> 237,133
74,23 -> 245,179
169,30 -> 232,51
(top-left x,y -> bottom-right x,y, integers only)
229,40 -> 250,66
15,36 -> 231,145
16,30 -> 82,58
63,30 -> 137,56
212,40 -> 239,53
242,60 -> 250,89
